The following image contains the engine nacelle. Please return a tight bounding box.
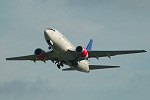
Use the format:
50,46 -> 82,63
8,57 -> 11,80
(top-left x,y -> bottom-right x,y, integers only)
34,48 -> 47,61
75,46 -> 88,58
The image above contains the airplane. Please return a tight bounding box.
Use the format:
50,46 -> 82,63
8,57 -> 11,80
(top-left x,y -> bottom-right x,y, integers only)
6,28 -> 147,73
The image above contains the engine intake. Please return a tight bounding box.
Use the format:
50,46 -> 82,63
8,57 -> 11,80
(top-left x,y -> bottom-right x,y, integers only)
34,48 -> 46,61
75,46 -> 88,58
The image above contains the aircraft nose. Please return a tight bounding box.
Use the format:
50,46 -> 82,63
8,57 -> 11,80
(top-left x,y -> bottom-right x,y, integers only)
44,30 -> 50,40
44,29 -> 48,35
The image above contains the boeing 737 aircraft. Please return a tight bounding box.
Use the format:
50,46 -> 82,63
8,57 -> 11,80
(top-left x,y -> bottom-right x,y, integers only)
6,28 -> 147,73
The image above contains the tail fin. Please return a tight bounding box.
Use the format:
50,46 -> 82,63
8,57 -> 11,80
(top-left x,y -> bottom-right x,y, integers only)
86,39 -> 93,50
86,39 -> 93,63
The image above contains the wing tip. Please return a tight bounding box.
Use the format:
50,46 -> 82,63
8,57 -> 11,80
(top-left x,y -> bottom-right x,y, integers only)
6,58 -> 15,60
6,58 -> 9,60
115,66 -> 120,68
142,50 -> 147,52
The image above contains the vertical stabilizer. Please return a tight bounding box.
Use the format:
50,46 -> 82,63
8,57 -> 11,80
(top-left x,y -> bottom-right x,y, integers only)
86,39 -> 93,50
86,39 -> 93,63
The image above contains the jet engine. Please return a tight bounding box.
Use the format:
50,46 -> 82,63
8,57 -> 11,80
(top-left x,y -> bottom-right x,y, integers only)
75,46 -> 88,58
34,48 -> 47,61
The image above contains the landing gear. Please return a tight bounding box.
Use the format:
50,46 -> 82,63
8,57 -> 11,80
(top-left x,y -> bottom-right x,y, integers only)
57,64 -> 61,69
60,63 -> 64,67
46,40 -> 53,50
56,62 -> 64,69
46,40 -> 53,46
48,46 -> 52,50
51,60 -> 64,69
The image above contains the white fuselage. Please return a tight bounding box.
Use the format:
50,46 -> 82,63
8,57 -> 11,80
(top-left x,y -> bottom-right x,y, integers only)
44,28 -> 89,73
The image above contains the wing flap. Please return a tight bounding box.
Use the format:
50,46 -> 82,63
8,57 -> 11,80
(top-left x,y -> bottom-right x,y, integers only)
89,65 -> 120,70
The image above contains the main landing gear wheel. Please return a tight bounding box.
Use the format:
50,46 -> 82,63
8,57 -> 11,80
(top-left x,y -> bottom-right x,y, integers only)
60,63 -> 64,67
56,62 -> 64,69
57,64 -> 61,69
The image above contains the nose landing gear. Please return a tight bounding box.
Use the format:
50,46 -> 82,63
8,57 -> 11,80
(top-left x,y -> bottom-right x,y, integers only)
46,40 -> 53,50
48,46 -> 52,50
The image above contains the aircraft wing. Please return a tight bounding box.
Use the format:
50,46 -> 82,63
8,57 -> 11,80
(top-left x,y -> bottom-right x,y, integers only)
88,50 -> 147,59
6,55 -> 35,60
89,65 -> 120,70
6,51 -> 55,61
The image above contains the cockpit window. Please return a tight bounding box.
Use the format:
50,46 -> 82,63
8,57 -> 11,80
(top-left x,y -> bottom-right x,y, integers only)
47,28 -> 55,32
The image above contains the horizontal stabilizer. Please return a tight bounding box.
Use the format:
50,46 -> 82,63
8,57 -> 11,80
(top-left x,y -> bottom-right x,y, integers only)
89,65 -> 120,70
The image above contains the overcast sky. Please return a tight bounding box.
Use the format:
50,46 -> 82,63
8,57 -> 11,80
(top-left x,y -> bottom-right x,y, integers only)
0,0 -> 150,100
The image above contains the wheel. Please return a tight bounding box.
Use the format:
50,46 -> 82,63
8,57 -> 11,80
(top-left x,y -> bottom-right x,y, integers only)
48,46 -> 51,50
57,64 -> 61,69
60,63 -> 64,67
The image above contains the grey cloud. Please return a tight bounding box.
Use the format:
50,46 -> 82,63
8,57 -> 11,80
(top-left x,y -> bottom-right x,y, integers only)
127,72 -> 150,91
0,80 -> 57,100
